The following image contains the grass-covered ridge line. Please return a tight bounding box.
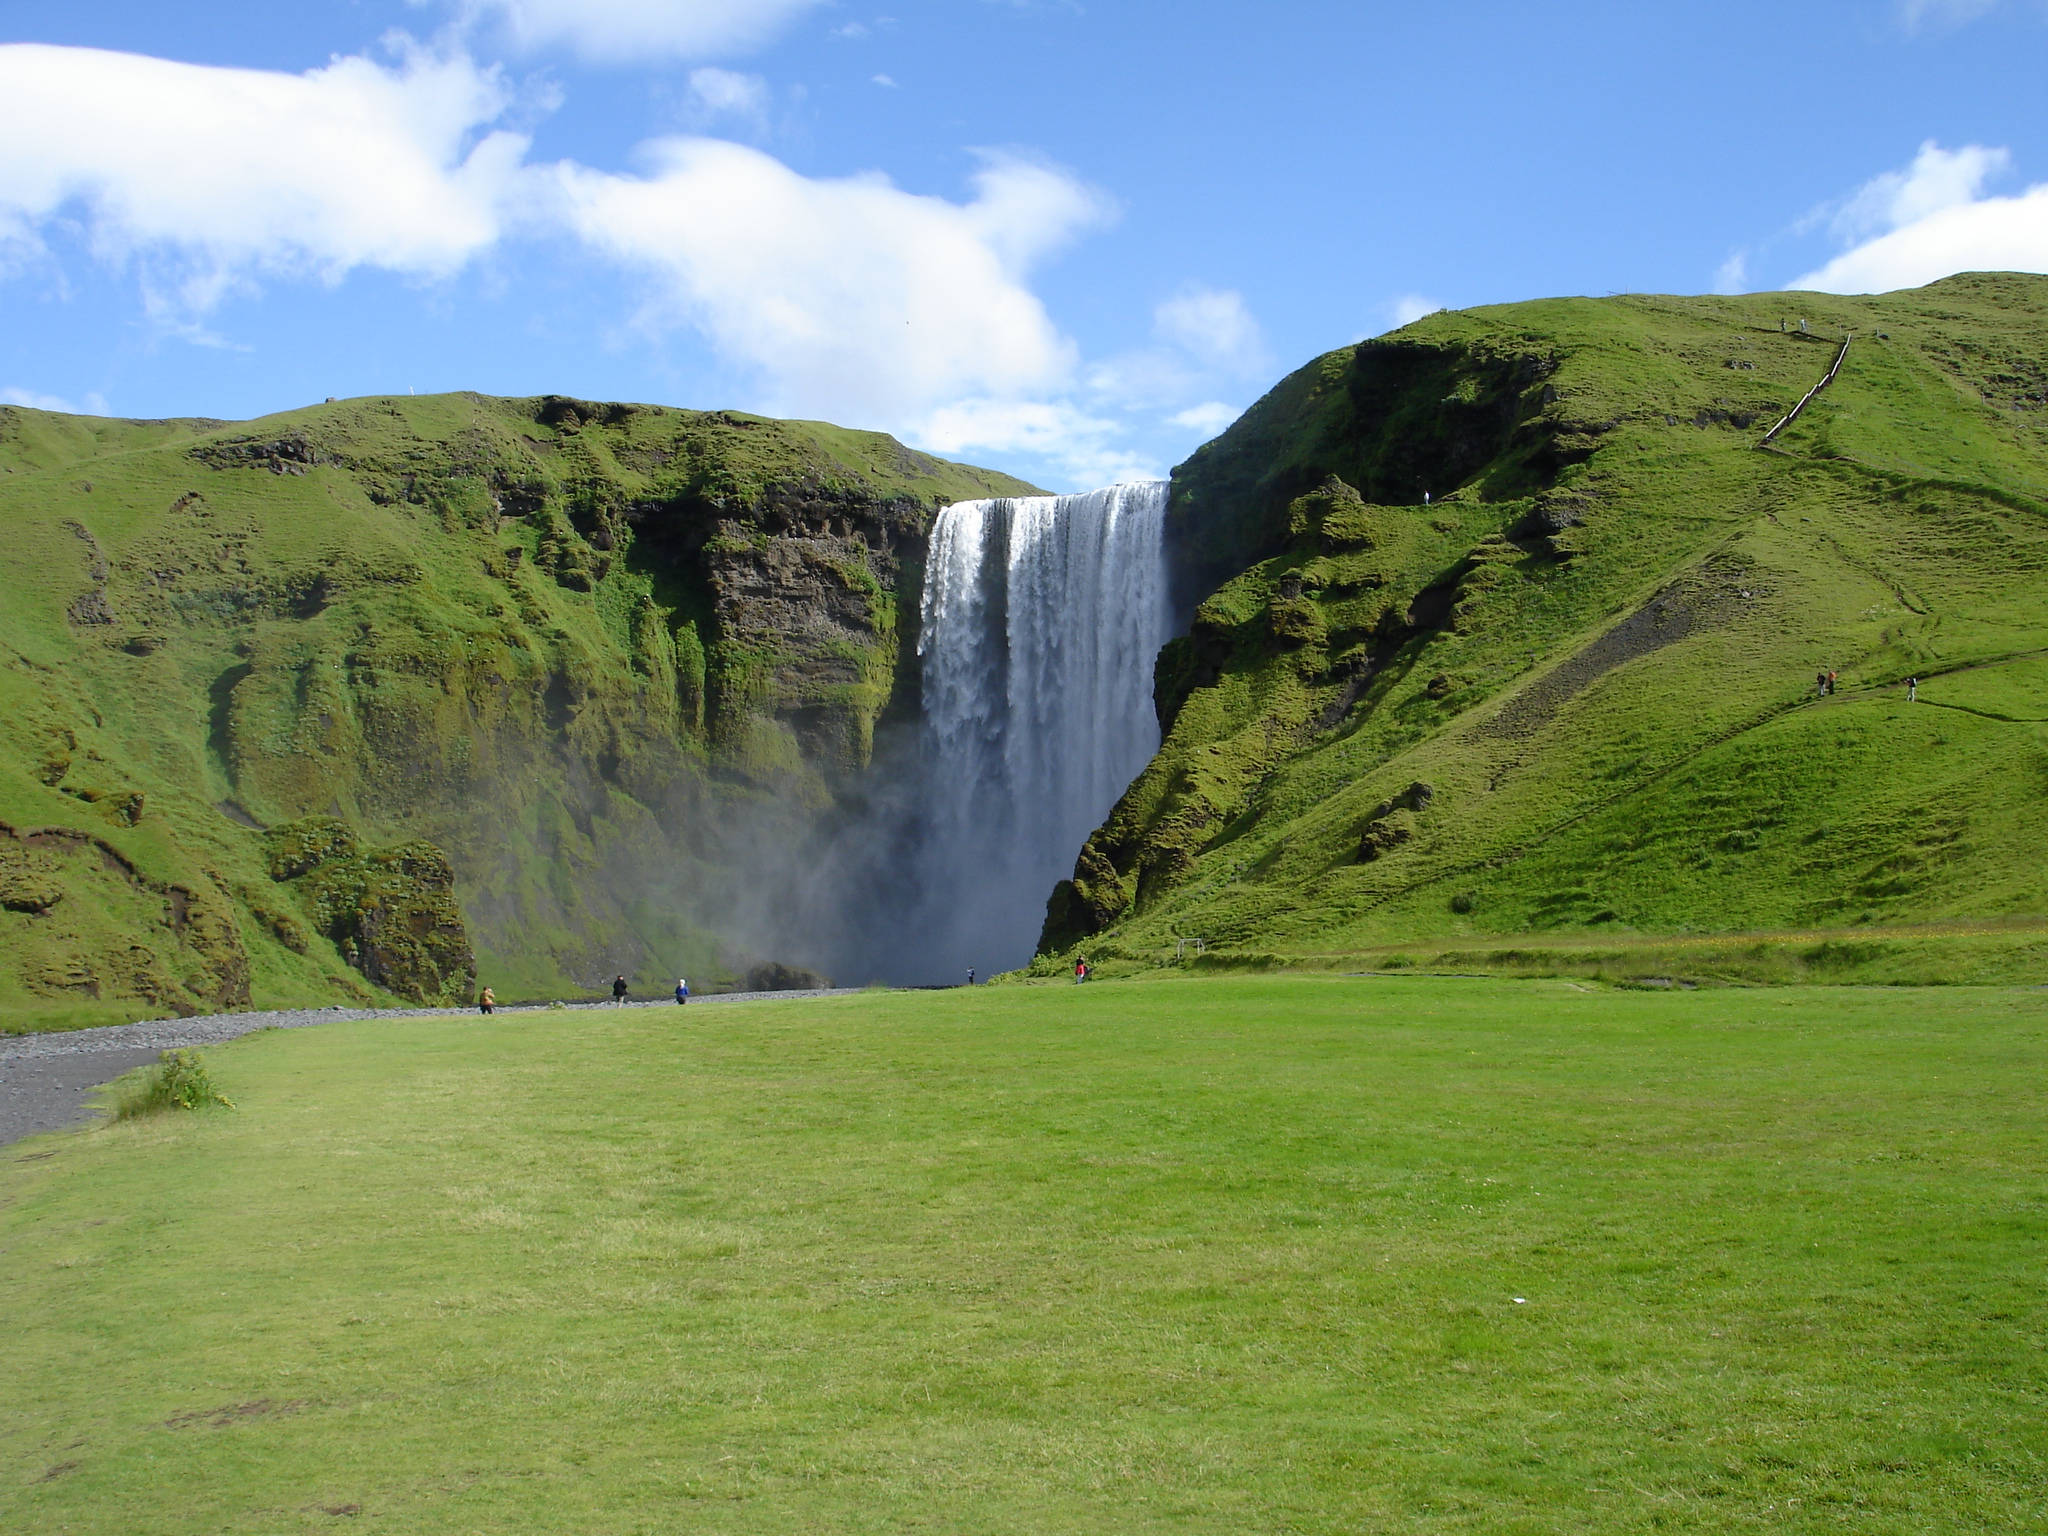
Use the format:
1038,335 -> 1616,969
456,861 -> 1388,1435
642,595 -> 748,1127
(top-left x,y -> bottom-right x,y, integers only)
0,392 -> 1038,1027
1044,273 -> 2048,978
4,976 -> 2044,1532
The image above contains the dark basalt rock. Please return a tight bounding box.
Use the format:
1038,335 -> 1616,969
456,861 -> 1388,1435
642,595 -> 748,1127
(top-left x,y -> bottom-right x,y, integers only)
745,960 -> 829,991
1359,781 -> 1434,863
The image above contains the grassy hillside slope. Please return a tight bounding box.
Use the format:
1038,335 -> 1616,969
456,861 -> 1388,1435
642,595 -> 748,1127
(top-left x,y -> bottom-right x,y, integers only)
1042,273 -> 2048,980
0,394 -> 1035,1027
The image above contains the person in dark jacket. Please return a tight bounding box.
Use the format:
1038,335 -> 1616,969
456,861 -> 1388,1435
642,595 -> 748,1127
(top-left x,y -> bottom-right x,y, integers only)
675,977 -> 689,1005
612,975 -> 629,1005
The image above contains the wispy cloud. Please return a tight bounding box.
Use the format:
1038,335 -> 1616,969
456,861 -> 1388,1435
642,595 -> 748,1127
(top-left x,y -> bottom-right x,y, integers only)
461,0 -> 828,63
2,385 -> 109,414
680,67 -> 772,133
915,397 -> 1158,487
1794,140 -> 2047,293
1899,0 -> 2008,31
1168,402 -> 1240,436
1381,293 -> 1440,332
1085,285 -> 1266,408
1825,141 -> 2009,242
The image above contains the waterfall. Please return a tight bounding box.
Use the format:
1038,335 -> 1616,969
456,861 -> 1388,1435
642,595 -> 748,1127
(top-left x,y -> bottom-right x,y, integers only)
912,481 -> 1172,978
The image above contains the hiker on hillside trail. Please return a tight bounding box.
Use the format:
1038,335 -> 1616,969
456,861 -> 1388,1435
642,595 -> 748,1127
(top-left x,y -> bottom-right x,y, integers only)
479,986 -> 494,1016
675,977 -> 689,1005
1828,669 -> 1839,696
1908,676 -> 1918,702
612,974 -> 629,1006
1074,958 -> 1090,984
1816,670 -> 1828,699
967,969 -> 976,987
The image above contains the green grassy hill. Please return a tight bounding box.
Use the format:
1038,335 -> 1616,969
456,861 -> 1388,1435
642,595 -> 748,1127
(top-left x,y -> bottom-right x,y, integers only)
0,393 -> 1035,1028
1042,272 -> 2048,983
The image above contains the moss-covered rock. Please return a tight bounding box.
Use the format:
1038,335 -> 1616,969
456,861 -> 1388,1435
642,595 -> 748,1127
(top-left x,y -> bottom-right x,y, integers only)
264,817 -> 474,1004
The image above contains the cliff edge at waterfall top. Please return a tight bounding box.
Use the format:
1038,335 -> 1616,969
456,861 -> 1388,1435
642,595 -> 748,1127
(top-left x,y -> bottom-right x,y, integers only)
0,393 -> 1038,1027
1038,273 -> 2048,986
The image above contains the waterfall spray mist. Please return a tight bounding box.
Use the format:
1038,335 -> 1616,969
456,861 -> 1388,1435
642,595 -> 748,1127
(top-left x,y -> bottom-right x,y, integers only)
911,481 -> 1172,978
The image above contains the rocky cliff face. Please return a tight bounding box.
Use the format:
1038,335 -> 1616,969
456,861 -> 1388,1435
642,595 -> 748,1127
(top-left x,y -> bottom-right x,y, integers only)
0,394 -> 1035,1027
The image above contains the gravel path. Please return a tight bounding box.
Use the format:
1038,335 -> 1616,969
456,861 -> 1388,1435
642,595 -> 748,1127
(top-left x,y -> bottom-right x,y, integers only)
0,989 -> 868,1148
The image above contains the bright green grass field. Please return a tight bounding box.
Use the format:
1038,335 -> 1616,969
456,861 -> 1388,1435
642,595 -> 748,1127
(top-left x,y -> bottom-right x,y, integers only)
4,977 -> 2044,1533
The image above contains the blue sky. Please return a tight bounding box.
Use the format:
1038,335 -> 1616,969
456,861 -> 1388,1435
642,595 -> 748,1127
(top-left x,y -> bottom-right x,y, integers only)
2,0 -> 2045,489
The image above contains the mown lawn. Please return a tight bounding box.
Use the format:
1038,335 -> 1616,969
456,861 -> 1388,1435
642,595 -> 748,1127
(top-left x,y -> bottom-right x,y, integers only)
3,976 -> 2044,1533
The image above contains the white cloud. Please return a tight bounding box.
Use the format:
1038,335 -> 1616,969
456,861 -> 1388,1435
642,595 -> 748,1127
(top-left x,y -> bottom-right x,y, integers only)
872,74 -> 900,88
1829,140 -> 2009,242
3,385 -> 80,412
1168,402 -> 1240,437
0,41 -> 1162,486
1083,285 -> 1268,411
682,67 -> 771,131
0,42 -> 525,309
556,142 -> 1110,425
1152,284 -> 1265,372
914,398 -> 1160,488
1713,252 -> 1749,295
0,43 -> 1115,438
1386,293 -> 1440,330
1794,141 -> 2048,293
468,0 -> 827,63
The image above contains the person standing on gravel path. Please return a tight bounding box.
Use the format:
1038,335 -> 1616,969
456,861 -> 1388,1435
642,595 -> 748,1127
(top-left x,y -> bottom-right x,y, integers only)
478,986 -> 494,1016
675,977 -> 689,1005
612,975 -> 629,1006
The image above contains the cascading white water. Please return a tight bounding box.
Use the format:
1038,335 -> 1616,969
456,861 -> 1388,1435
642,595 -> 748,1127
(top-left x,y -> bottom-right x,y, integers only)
913,481 -> 1172,978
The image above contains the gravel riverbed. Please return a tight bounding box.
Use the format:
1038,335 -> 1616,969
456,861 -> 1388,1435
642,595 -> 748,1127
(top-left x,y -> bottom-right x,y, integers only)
0,989 -> 868,1148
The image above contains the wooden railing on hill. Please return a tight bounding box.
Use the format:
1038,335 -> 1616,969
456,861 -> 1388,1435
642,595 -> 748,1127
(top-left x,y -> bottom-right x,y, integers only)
1759,334 -> 1852,446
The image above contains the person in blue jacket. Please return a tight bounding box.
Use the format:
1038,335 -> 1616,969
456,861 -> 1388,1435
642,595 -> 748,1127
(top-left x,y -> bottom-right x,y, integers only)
674,977 -> 689,1005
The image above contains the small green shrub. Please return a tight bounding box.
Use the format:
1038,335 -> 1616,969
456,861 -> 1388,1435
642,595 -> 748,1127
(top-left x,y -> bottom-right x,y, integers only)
115,1050 -> 234,1120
